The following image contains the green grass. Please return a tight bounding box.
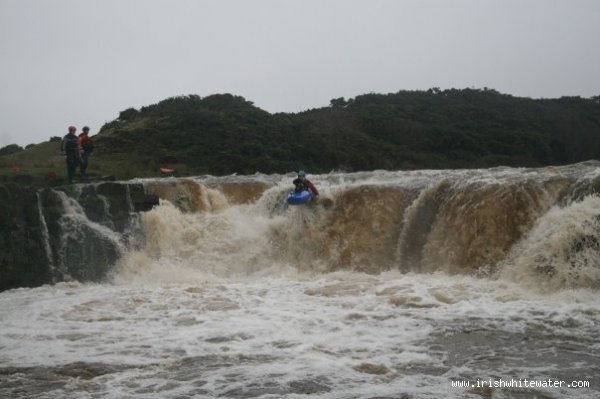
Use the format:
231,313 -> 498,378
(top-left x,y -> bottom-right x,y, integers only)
0,139 -> 174,186
0,141 -> 64,184
0,101 -> 243,185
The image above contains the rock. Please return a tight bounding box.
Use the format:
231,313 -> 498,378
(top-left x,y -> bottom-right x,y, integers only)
10,174 -> 34,185
0,184 -> 50,291
1,180 -> 159,291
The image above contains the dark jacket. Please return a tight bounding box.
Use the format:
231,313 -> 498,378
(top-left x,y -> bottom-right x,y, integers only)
61,133 -> 80,158
293,178 -> 319,196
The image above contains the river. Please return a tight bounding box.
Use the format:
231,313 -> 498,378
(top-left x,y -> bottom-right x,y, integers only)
1,163 -> 599,398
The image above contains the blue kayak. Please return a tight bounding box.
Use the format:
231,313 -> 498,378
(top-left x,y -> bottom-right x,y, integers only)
286,190 -> 313,205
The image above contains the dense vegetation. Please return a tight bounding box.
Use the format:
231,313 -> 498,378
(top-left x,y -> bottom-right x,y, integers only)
2,88 -> 600,183
95,89 -> 600,175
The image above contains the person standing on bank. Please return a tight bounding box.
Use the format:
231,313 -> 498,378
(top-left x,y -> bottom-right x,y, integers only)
78,126 -> 94,180
60,126 -> 81,184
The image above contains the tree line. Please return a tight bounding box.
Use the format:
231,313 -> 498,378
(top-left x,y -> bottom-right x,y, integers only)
88,89 -> 600,174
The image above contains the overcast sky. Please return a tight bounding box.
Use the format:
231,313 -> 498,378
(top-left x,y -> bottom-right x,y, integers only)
1,0 -> 599,147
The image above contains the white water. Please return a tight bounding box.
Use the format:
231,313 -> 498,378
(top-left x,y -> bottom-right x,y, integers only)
2,164 -> 600,398
1,274 -> 598,398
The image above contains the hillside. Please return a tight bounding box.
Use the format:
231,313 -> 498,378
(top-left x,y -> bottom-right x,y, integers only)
2,89 -> 600,184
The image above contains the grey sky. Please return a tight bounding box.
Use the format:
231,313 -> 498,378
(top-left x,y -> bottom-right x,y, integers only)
1,0 -> 599,147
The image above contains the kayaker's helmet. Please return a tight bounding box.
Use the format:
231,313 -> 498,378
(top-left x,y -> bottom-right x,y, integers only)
298,170 -> 306,177
82,126 -> 90,132
68,126 -> 76,133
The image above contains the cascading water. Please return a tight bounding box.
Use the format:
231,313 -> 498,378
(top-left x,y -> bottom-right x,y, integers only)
1,162 -> 599,398
33,182 -> 146,283
36,192 -> 56,278
116,162 -> 600,288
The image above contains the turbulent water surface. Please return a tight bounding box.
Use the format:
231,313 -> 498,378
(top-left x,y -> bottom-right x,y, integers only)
1,163 -> 600,398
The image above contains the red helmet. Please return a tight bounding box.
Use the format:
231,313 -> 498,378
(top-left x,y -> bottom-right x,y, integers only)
68,126 -> 77,133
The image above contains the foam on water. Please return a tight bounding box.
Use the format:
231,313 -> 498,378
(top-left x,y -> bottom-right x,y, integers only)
1,273 -> 598,398
502,194 -> 600,290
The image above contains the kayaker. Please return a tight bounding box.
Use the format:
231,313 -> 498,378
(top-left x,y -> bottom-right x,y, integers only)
293,170 -> 319,197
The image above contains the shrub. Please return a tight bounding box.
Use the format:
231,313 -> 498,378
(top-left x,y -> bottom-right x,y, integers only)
0,144 -> 23,156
